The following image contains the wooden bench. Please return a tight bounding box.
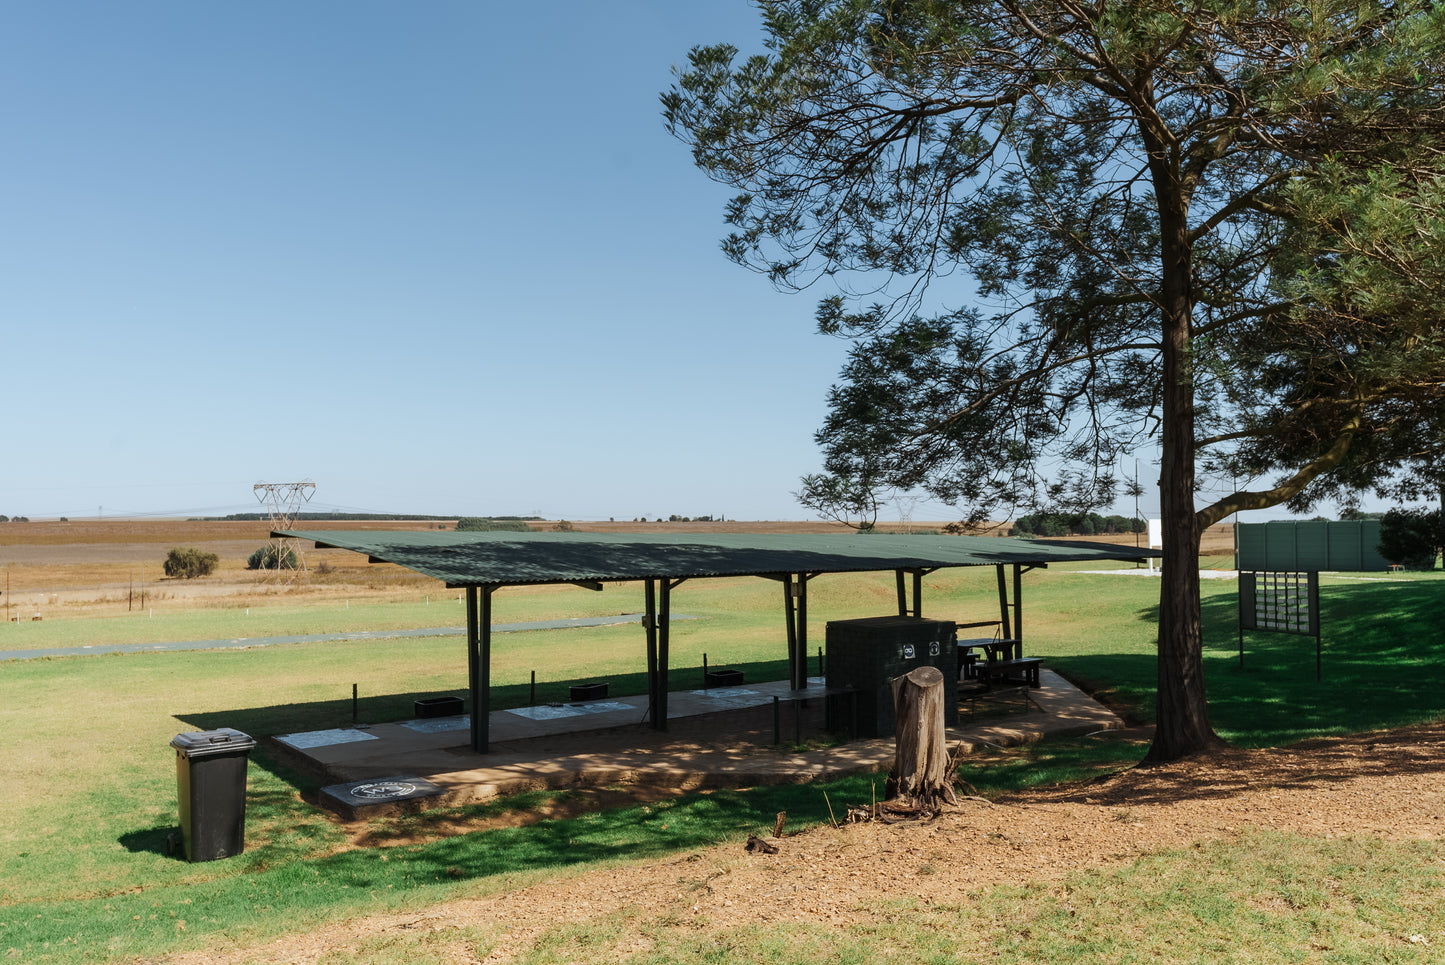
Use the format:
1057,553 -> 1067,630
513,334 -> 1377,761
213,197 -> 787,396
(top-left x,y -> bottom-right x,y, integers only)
957,654 -> 1043,717
978,656 -> 1042,689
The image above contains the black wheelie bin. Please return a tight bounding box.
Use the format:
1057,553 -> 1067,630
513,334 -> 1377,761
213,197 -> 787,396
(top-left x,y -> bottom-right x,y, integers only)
170,728 -> 256,862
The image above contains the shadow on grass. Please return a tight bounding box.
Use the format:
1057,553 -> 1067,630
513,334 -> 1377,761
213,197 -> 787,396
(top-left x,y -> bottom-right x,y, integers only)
166,659 -> 807,833
1034,720 -> 1445,808
119,824 -> 181,858
39,775 -> 872,962
1048,577 -> 1445,747
174,659 -> 798,740
1202,578 -> 1445,745
117,749 -> 334,863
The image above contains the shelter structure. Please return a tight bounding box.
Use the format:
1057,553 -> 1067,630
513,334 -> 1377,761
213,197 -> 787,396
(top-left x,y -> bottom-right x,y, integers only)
278,529 -> 1158,752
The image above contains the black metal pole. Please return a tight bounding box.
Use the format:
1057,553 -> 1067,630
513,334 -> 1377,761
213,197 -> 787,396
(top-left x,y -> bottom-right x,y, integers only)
782,575 -> 799,688
466,587 -> 480,752
478,587 -> 493,753
795,573 -> 809,689
658,578 -> 672,730
644,579 -> 660,729
1013,563 -> 1024,656
996,564 -> 1009,636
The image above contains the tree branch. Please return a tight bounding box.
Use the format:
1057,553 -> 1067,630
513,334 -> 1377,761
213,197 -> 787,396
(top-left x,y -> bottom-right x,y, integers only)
1197,406 -> 1363,528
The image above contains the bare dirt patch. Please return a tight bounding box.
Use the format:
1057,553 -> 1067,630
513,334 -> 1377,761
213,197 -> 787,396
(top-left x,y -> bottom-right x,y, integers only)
161,720 -> 1445,965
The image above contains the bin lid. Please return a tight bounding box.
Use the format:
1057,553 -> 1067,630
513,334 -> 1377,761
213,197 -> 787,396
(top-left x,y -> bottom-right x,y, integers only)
171,727 -> 256,758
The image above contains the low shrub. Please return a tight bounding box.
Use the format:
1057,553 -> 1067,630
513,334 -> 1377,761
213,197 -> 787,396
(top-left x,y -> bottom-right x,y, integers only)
163,547 -> 219,579
246,545 -> 299,570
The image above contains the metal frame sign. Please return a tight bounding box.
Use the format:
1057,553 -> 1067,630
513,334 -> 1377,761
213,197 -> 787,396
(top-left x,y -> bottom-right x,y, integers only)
1238,570 -> 1322,680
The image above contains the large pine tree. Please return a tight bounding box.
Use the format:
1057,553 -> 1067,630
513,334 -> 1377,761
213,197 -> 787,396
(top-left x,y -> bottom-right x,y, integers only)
665,1 -> 1445,760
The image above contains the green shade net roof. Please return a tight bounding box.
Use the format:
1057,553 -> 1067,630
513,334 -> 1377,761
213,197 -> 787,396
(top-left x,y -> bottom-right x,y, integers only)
277,529 -> 1160,588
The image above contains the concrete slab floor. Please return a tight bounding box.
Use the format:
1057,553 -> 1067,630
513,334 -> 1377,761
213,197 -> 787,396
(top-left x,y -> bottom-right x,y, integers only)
269,670 -> 1124,818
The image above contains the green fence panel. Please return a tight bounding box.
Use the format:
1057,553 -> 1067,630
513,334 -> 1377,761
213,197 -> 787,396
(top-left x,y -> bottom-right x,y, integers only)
1236,520 -> 1388,572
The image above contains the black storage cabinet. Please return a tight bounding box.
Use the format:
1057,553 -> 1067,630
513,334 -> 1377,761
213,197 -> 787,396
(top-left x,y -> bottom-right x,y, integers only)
825,616 -> 958,738
171,728 -> 256,862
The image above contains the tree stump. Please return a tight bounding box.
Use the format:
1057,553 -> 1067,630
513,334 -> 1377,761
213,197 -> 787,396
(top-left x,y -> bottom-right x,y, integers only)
886,665 -> 958,811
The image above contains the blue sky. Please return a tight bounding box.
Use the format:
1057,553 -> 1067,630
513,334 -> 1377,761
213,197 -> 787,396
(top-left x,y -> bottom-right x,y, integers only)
0,2 -> 1351,524
0,1 -> 872,520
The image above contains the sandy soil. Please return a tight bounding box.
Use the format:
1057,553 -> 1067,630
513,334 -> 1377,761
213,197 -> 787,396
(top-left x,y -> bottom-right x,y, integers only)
158,719 -> 1445,965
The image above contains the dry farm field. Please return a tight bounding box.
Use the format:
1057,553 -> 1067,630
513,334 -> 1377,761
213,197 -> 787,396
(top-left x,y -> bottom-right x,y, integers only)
0,518 -> 1229,623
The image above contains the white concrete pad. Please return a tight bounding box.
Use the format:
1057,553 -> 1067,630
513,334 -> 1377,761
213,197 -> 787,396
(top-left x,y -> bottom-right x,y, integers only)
276,728 -> 379,750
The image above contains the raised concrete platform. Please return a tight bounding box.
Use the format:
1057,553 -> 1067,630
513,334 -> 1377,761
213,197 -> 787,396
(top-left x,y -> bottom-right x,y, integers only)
270,669 -> 1123,818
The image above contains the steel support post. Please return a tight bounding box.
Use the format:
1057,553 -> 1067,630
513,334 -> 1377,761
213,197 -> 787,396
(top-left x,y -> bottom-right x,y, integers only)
795,573 -> 809,690
466,586 -> 494,753
896,568 -> 927,618
996,564 -> 1009,635
1013,563 -> 1024,651
644,579 -> 660,729
657,578 -> 673,729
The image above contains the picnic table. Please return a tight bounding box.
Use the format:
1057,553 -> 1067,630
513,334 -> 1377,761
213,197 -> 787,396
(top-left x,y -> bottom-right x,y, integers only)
956,637 -> 1024,678
956,634 -> 1043,716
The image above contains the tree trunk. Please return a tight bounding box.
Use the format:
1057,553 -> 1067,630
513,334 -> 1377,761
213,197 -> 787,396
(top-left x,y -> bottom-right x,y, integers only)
886,666 -> 957,809
1147,514 -> 1224,762
1144,195 -> 1224,763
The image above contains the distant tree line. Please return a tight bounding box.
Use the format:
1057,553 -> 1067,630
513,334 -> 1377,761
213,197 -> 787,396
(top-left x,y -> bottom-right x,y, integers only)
1011,513 -> 1146,538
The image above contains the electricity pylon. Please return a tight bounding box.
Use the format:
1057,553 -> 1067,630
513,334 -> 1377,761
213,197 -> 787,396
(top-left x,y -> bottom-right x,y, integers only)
254,480 -> 315,581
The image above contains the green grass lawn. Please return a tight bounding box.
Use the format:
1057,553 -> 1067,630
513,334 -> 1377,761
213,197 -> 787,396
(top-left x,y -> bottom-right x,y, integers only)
0,585 -> 634,650
1,565 -> 1442,962
1029,568 -> 1445,745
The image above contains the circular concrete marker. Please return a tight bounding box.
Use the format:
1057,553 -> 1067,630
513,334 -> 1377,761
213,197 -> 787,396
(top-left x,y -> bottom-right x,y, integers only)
319,775 -> 445,818
351,780 -> 421,800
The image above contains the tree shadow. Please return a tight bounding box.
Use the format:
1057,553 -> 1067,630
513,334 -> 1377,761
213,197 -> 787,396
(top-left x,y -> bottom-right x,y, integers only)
173,661 -> 795,740
1018,578 -> 1445,808
1200,578 -> 1445,744
1029,719 -> 1445,808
